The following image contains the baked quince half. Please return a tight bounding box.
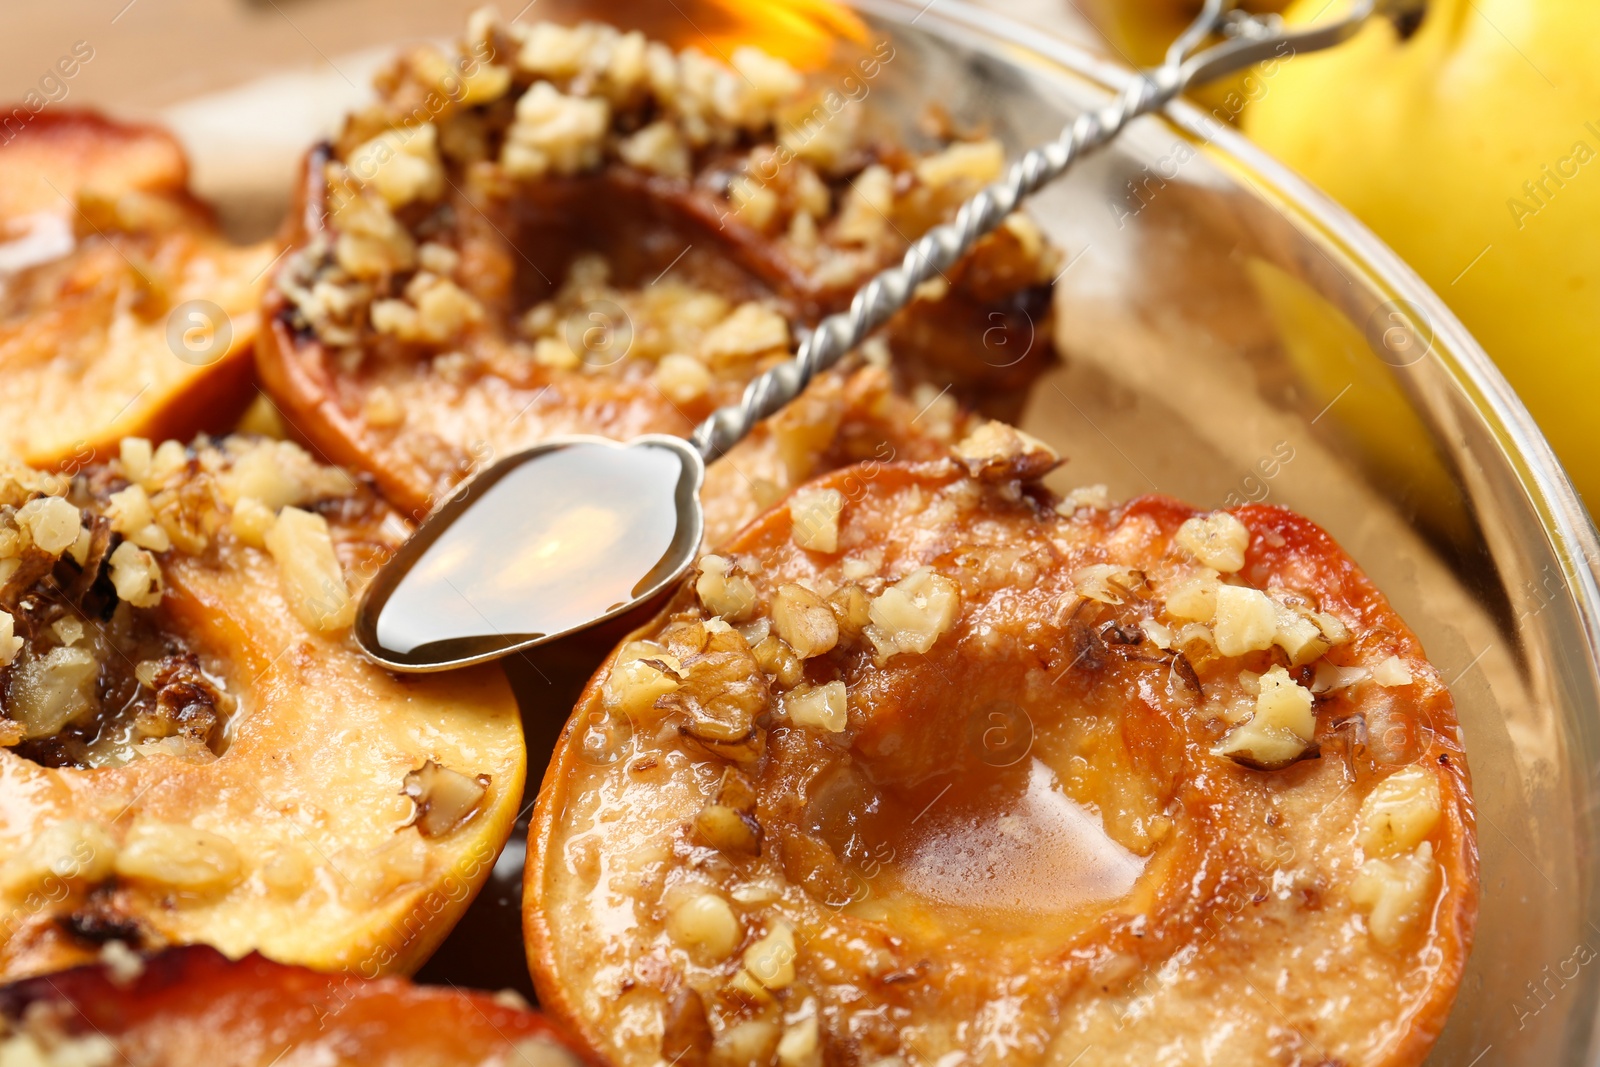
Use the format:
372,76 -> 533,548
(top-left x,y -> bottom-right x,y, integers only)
0,111 -> 274,469
0,435 -> 522,981
259,14 -> 1058,520
0,944 -> 588,1066
527,425 -> 1477,1066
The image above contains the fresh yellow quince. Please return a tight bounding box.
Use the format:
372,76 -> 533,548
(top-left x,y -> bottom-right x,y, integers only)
1076,0 -> 1292,115
1245,0 -> 1600,511
1077,0 -> 1291,65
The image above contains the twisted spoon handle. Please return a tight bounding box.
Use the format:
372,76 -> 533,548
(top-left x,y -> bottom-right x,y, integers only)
690,0 -> 1413,461
691,66 -> 1180,459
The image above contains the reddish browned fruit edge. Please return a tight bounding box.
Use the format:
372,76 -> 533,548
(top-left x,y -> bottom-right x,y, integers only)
256,144 -> 852,521
521,463 -> 1478,1065
0,108 -> 264,468
0,943 -> 595,1066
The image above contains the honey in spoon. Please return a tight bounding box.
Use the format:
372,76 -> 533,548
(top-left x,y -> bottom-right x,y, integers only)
354,435 -> 703,671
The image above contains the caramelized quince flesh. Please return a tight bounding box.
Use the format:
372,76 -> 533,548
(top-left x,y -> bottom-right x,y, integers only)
527,454 -> 1475,1067
0,436 -> 523,982
259,14 -> 1056,520
0,943 -> 588,1066
0,111 -> 274,470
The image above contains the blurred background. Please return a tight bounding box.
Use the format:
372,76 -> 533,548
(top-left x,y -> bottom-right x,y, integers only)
4,4 -> 1596,1053
3,0 -> 1592,523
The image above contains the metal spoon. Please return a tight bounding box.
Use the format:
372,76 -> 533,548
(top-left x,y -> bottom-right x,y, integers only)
354,0 -> 1422,673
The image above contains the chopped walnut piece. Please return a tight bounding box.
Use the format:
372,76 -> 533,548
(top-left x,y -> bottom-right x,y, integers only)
1141,618 -> 1175,650
741,919 -> 797,990
145,441 -> 188,488
751,634 -> 804,689
771,583 -> 839,659
120,438 -> 154,484
1211,585 -> 1276,657
654,352 -> 712,404
263,507 -> 353,633
694,766 -> 763,856
695,802 -> 762,856
1058,484 -> 1111,513
667,890 -> 743,961
331,180 -> 417,279
953,420 -> 1060,482
826,585 -> 871,649
417,242 -> 459,275
783,680 -> 848,732
1071,565 -> 1147,606
915,139 -> 1005,188
17,496 -> 82,557
1349,842 -> 1437,947
1372,656 -> 1414,687
1312,661 -> 1369,694
606,643 -> 684,721
695,555 -> 757,621
788,487 -> 843,554
105,485 -> 154,537
1164,569 -> 1220,622
149,478 -> 219,557
0,609 -> 22,666
217,439 -> 354,512
1358,766 -> 1441,858
1212,665 -> 1317,771
1271,599 -> 1332,666
1174,512 -> 1250,574
402,760 -> 490,838
866,568 -> 961,661
659,625 -> 771,758
134,654 -> 226,749
502,82 -> 610,179
347,123 -> 445,209
51,619 -> 84,647
230,497 -> 276,549
713,1020 -> 782,1065
699,302 -> 789,365
108,542 -> 162,608
729,174 -> 780,230
618,120 -> 692,178
373,276 -> 484,345
776,1017 -> 822,1067
835,164 -> 894,245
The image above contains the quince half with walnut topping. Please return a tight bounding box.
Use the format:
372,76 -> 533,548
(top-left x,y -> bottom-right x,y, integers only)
528,423 -> 1476,1067
0,111 -> 275,470
0,944 -> 589,1067
0,435 -> 522,982
258,13 -> 1057,522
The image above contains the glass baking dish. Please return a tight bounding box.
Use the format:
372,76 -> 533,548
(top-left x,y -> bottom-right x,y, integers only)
10,0 -> 1600,1061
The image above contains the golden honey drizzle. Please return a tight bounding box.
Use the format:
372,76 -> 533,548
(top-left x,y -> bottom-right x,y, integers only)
361,442 -> 695,668
814,747 -> 1146,938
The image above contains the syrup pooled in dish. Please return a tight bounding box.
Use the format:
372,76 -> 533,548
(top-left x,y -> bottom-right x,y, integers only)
259,12 -> 1058,519
526,424 -> 1476,1067
0,111 -> 274,468
0,436 -> 523,981
0,943 -> 588,1067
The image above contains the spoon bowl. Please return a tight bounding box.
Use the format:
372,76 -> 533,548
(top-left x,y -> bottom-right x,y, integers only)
354,434 -> 705,672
